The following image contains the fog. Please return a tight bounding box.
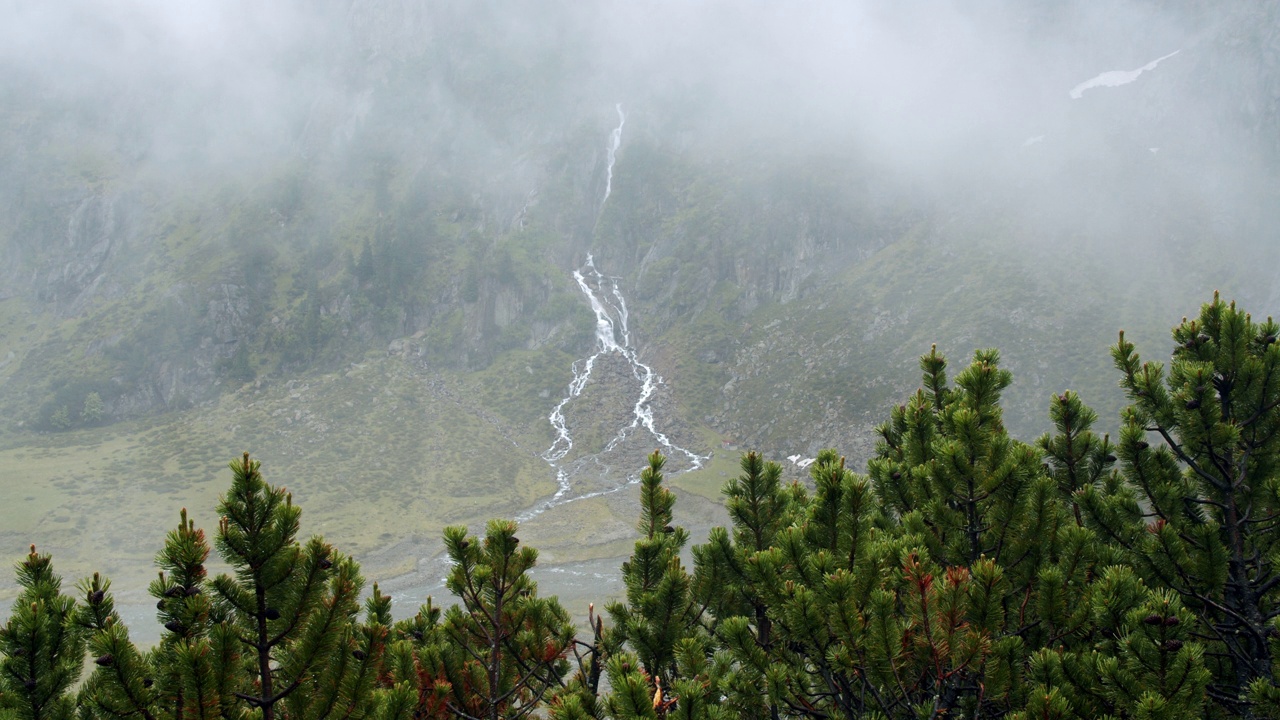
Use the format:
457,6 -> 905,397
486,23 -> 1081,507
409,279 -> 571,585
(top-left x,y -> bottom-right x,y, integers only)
4,0 -> 1274,267
1,3 -> 1267,168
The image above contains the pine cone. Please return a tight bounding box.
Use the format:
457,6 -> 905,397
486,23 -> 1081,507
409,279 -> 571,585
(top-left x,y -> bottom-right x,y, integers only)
89,590 -> 105,605
95,654 -> 115,667
264,608 -> 281,621
1162,639 -> 1184,652
164,621 -> 184,634
1143,613 -> 1163,625
353,649 -> 367,660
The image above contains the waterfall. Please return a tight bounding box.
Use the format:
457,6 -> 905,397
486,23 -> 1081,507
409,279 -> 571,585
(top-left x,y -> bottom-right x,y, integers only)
602,104 -> 625,205
522,255 -> 706,520
517,103 -> 704,521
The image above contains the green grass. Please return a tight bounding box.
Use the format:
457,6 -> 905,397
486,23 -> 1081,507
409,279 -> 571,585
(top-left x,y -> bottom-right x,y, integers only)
0,351 -> 566,603
669,428 -> 738,503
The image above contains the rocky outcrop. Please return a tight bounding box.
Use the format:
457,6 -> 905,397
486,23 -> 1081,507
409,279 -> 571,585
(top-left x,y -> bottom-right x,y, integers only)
20,191 -> 129,316
206,283 -> 252,345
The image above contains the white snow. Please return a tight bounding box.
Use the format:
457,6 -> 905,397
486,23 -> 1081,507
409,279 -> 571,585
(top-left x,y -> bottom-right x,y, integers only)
1069,50 -> 1180,100
789,455 -> 816,469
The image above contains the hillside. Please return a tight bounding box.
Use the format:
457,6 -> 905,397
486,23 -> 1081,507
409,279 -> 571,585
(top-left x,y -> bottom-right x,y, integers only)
1,0 -> 1279,635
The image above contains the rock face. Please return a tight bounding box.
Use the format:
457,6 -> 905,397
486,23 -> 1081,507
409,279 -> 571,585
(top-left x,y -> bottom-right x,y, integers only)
11,191 -> 131,317
206,284 -> 251,346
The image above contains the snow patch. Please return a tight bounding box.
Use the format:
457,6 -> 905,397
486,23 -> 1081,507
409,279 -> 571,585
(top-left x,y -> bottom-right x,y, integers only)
788,454 -> 816,469
1069,50 -> 1180,100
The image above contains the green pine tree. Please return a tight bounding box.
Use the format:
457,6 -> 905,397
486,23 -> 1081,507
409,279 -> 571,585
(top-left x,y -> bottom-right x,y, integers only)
211,452 -> 377,720
382,598 -> 451,720
148,507 -> 236,720
1079,294 -> 1280,718
428,520 -> 575,720
77,570 -> 161,720
0,547 -> 84,720
607,452 -> 701,697
689,451 -> 799,720
660,347 -> 1211,719
77,507 -> 238,720
865,348 -> 1067,716
82,392 -> 105,424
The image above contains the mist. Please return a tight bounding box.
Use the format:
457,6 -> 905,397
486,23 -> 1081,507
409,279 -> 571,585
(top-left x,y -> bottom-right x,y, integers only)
5,0 -> 1273,265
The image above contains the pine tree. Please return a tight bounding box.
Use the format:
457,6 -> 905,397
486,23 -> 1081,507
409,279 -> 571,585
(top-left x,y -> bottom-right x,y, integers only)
1014,390 -> 1211,720
82,392 -> 105,424
870,348 -> 1050,576
607,452 -> 701,696
211,452 -> 377,720
76,456 -> 383,720
148,507 -> 236,720
0,547 -> 84,720
429,520 -> 575,720
77,508 -> 238,720
689,451 -> 799,720
663,347 -> 1210,719
1079,294 -> 1280,717
77,570 -> 154,720
1037,390 -> 1118,528
864,348 -> 1068,716
382,598 -> 451,720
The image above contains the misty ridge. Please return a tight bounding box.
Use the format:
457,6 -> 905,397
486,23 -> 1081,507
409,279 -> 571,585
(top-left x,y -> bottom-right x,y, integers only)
3,0 -> 1276,244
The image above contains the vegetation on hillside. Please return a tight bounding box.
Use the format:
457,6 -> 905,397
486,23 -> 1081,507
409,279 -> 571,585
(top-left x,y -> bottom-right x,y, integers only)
5,295 -> 1280,719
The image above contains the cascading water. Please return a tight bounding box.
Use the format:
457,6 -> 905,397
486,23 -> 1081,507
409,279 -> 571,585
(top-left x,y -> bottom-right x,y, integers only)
520,255 -> 706,520
602,104 -> 625,205
518,105 -> 705,521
